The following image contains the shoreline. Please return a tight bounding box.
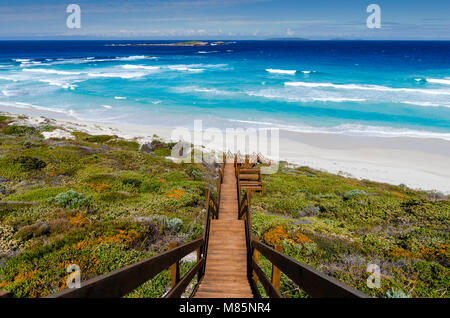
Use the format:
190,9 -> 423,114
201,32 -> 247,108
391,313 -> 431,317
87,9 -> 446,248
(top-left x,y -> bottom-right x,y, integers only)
1,104 -> 450,194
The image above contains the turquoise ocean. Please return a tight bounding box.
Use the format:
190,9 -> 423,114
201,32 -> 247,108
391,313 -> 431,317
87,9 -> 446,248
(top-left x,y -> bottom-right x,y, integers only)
1,40 -> 450,140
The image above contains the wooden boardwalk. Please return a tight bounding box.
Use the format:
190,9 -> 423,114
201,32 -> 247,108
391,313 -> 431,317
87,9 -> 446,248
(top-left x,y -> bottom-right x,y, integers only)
193,162 -> 254,298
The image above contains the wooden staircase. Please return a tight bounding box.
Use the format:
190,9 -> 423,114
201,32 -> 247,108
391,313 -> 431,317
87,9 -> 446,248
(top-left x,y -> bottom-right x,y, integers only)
193,162 -> 254,298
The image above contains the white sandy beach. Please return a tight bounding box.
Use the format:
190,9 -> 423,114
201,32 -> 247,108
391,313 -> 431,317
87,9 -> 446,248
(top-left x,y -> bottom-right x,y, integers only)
1,103 -> 450,194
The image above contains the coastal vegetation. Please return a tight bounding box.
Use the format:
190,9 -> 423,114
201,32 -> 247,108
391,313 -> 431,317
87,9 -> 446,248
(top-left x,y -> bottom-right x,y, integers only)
252,164 -> 449,298
0,113 -> 448,298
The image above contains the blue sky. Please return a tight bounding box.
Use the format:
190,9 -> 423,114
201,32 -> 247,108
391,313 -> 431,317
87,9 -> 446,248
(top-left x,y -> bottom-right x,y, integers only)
0,0 -> 449,40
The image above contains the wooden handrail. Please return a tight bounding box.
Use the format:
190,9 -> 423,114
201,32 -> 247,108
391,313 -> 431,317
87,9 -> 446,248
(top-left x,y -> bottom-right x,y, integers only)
209,195 -> 219,218
242,190 -> 260,297
251,240 -> 369,298
45,238 -> 203,298
238,194 -> 248,219
165,258 -> 205,298
251,259 -> 281,298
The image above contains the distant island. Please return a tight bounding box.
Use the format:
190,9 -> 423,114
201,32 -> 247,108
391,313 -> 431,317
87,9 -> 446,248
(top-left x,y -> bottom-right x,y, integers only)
107,41 -> 230,47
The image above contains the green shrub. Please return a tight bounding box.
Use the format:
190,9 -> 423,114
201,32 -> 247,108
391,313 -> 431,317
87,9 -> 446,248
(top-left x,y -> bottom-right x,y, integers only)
5,187 -> 67,202
85,135 -> 116,143
185,166 -> 203,180
299,203 -> 320,217
0,115 -> 11,122
153,148 -> 171,157
97,191 -> 130,202
38,124 -> 56,132
343,189 -> 368,200
384,288 -> 409,298
122,178 -> 142,188
140,178 -> 161,193
166,217 -> 183,232
269,195 -> 306,217
107,139 -> 139,150
48,190 -> 92,209
14,156 -> 47,171
150,215 -> 183,233
2,125 -> 36,136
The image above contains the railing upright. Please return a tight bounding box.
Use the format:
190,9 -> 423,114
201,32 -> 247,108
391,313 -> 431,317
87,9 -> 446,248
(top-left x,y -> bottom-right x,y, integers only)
201,189 -> 212,278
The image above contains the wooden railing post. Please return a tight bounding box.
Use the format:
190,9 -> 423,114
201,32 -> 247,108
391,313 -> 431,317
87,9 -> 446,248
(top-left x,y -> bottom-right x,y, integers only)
170,241 -> 180,287
252,246 -> 259,285
271,244 -> 282,292
205,188 -> 210,207
196,245 -> 203,280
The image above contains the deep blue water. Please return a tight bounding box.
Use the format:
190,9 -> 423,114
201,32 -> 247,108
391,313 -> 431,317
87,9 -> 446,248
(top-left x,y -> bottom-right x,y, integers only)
1,40 -> 450,139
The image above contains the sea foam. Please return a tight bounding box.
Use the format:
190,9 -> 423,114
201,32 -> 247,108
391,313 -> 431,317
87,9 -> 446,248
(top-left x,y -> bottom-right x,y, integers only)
121,64 -> 160,71
284,81 -> 450,95
426,78 -> 450,85
266,69 -> 296,75
22,68 -> 81,76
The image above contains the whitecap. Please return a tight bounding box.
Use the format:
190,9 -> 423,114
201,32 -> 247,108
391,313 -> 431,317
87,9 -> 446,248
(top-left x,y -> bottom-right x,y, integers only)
22,68 -> 82,75
121,64 -> 160,71
426,78 -> 450,85
87,72 -> 146,79
38,79 -> 77,90
0,76 -> 18,82
187,68 -> 205,73
117,55 -> 149,61
284,81 -> 450,95
114,96 -> 127,100
1,90 -> 15,97
174,86 -> 232,96
400,101 -> 450,108
167,65 -> 204,72
246,90 -> 366,103
266,69 -> 296,75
